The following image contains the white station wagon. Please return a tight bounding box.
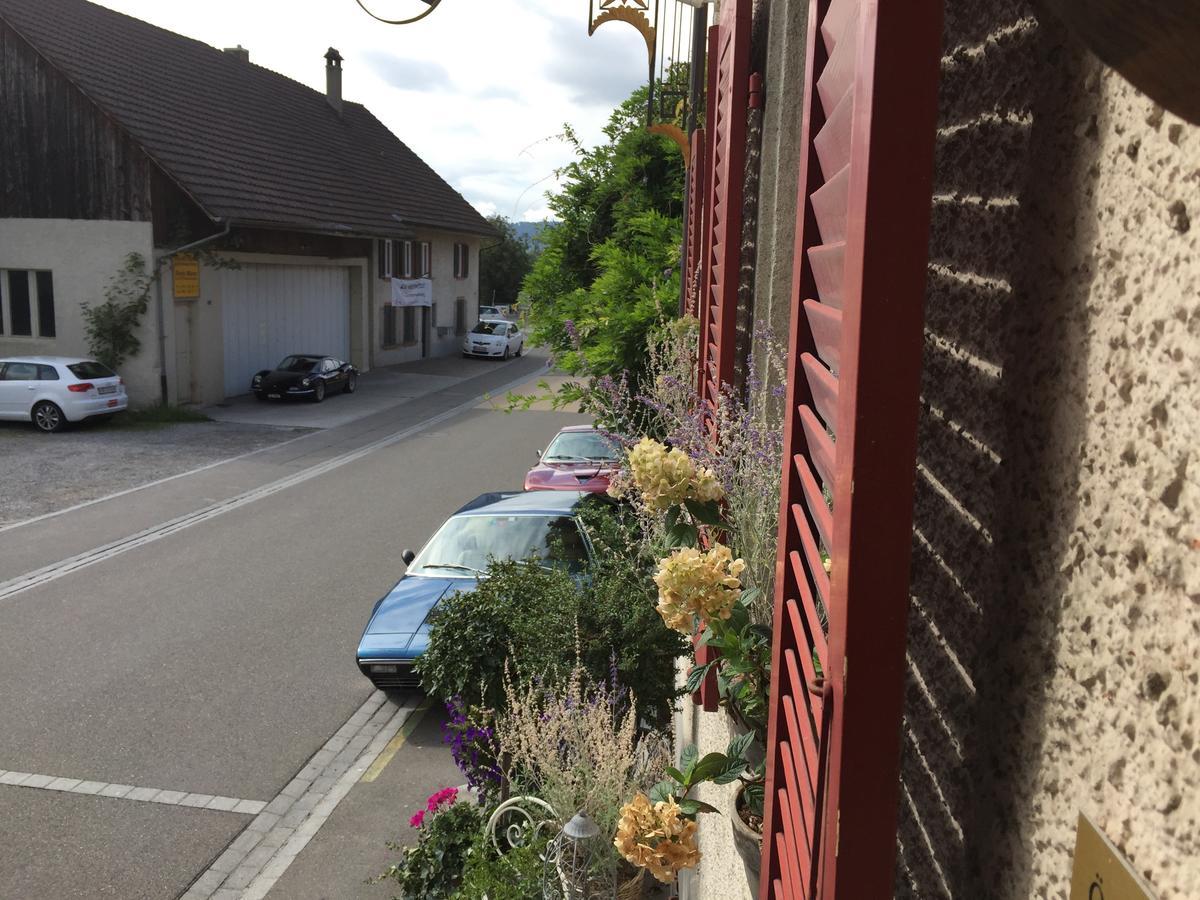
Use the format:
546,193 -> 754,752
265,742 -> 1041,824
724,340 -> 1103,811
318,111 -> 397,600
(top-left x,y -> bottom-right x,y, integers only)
0,356 -> 128,432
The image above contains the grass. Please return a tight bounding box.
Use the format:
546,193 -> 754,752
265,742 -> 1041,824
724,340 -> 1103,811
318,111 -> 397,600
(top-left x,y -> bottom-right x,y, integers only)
106,404 -> 211,429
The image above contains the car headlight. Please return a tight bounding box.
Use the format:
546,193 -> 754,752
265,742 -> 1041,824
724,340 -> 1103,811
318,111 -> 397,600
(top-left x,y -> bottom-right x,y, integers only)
301,378 -> 310,386
252,375 -> 262,384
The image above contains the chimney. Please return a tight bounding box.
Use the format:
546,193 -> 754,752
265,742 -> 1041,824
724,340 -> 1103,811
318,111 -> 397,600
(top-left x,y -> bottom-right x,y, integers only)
222,44 -> 250,63
324,47 -> 343,115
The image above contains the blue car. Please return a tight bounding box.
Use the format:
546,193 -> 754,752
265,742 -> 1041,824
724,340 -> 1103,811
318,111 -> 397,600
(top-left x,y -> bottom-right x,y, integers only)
356,490 -> 594,691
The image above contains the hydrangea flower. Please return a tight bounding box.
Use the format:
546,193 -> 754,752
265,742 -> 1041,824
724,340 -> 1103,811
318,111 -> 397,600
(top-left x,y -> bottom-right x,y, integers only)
653,543 -> 745,634
621,437 -> 724,511
614,792 -> 701,882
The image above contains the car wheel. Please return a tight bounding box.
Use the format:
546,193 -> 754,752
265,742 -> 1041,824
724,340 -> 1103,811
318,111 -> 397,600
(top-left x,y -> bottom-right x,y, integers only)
502,345 -> 511,361
515,342 -> 523,358
345,374 -> 358,394
32,401 -> 66,433
255,391 -> 268,402
312,381 -> 326,403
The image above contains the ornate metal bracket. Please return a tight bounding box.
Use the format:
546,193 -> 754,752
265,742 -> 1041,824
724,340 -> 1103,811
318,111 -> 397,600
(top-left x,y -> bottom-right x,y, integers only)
588,0 -> 657,63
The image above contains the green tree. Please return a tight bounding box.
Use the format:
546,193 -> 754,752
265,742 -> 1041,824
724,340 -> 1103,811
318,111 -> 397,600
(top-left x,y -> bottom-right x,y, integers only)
478,215 -> 534,308
524,81 -> 685,381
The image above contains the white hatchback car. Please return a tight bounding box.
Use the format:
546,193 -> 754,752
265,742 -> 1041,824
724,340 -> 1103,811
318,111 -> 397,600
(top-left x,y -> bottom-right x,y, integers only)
462,319 -> 524,359
0,356 -> 128,432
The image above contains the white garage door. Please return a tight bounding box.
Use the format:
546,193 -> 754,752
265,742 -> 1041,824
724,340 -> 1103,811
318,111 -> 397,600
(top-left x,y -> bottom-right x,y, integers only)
221,264 -> 351,397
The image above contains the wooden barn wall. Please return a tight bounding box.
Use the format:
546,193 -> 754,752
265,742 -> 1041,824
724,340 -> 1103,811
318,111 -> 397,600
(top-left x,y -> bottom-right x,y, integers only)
0,19 -> 151,221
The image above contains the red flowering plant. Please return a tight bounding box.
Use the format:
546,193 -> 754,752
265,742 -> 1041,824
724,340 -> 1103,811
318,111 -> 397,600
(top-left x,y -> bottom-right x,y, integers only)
381,785 -> 482,898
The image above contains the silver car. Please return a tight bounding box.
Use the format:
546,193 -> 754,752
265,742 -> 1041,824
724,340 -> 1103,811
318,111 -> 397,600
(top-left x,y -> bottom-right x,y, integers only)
0,356 -> 128,432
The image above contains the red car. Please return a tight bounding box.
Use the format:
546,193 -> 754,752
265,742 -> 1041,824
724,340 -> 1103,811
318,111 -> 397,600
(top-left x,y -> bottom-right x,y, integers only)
525,425 -> 620,493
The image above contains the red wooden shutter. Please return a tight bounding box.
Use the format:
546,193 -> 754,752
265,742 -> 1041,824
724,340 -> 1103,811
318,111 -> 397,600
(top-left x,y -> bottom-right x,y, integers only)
695,0 -> 750,413
759,1 -> 942,898
683,126 -> 706,317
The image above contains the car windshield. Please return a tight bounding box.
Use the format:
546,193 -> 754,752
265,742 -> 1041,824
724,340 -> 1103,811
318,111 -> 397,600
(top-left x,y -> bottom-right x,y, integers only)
276,356 -> 319,373
544,431 -> 619,462
411,514 -> 589,576
67,361 -> 116,379
479,307 -> 500,316
471,321 -> 505,335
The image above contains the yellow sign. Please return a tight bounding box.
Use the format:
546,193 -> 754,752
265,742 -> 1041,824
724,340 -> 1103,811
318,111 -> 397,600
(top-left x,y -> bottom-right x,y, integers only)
173,254 -> 200,299
1070,813 -> 1158,900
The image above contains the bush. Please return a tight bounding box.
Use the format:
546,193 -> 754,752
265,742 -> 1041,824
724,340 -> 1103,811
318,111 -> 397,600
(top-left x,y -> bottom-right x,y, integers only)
379,796 -> 482,899
417,498 -> 686,728
456,838 -> 547,900
416,560 -> 579,710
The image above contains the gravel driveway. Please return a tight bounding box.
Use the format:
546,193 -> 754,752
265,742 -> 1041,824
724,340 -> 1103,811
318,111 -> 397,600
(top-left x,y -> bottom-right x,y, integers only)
0,419 -> 311,526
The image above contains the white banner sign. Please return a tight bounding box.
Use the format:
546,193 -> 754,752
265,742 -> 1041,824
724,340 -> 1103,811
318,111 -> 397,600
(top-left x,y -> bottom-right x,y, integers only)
391,278 -> 433,307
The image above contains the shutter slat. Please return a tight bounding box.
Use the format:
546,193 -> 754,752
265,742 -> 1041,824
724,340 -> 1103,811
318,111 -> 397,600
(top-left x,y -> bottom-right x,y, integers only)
808,241 -> 846,310
813,88 -> 854,181
776,747 -> 812,899
810,164 -> 850,245
816,7 -> 858,112
772,790 -> 804,900
821,0 -> 856,54
799,405 -> 835,490
804,299 -> 843,372
794,508 -> 833,634
783,687 -> 820,795
794,454 -> 833,552
802,353 -> 840,432
788,552 -> 830,666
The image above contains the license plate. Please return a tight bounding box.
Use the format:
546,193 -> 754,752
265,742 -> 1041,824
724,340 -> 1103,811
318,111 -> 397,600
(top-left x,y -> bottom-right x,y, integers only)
268,393 -> 281,399
107,399 -> 119,407
98,385 -> 116,395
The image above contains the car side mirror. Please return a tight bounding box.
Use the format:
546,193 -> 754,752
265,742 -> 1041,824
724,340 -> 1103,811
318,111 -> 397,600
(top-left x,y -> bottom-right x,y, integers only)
535,449 -> 542,459
401,549 -> 415,565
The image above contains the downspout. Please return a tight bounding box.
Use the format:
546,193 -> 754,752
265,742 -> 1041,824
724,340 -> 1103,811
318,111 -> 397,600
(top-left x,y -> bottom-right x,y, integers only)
153,220 -> 233,406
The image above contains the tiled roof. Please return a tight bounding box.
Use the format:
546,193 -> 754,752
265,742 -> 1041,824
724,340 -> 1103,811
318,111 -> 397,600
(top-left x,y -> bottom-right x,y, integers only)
0,0 -> 494,237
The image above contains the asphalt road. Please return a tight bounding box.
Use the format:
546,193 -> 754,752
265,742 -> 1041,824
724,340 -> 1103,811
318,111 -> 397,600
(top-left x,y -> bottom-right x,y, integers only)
0,351 -> 587,899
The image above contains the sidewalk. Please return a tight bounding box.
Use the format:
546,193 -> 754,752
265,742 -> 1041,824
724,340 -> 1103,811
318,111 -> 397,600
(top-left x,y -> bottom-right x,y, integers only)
261,699 -> 462,900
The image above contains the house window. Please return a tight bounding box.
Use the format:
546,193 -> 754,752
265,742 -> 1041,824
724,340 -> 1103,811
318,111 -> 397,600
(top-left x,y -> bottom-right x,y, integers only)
419,241 -> 432,278
377,239 -> 392,279
382,306 -> 398,347
402,306 -> 417,344
36,271 -> 55,337
393,240 -> 414,278
455,296 -> 466,335
1,270 -> 55,338
453,242 -> 469,279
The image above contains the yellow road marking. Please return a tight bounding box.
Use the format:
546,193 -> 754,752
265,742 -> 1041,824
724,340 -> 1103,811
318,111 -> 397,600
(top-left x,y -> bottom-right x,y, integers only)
360,700 -> 432,783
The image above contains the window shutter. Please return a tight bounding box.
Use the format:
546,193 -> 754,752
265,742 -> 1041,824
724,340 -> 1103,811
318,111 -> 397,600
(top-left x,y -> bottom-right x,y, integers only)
683,126 -> 706,317
759,1 -> 943,898
696,2 -> 749,420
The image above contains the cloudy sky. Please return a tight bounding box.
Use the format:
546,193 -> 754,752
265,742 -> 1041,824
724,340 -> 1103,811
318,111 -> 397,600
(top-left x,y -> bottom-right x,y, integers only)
93,0 -> 653,222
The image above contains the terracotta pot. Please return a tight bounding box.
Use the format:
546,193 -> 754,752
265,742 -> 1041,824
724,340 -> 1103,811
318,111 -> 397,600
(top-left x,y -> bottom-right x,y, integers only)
731,782 -> 763,882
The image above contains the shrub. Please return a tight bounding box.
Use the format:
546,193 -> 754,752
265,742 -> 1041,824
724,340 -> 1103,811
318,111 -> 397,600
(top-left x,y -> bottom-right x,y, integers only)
379,795 -> 482,899
415,559 -> 578,710
418,498 -> 685,727
456,837 -> 547,900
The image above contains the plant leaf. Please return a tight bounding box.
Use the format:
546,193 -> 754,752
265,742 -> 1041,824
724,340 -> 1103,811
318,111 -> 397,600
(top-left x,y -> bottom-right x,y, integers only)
648,779 -> 675,804
677,798 -> 721,817
689,752 -> 730,784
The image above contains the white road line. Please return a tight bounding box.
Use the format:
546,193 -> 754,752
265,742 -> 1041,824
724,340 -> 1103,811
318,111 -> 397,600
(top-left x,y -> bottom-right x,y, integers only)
183,691 -> 420,900
0,770 -> 266,815
0,367 -> 544,604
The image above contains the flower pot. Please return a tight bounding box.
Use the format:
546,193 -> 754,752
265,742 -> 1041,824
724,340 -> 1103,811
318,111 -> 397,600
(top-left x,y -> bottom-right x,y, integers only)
732,782 -> 763,882
618,867 -> 646,900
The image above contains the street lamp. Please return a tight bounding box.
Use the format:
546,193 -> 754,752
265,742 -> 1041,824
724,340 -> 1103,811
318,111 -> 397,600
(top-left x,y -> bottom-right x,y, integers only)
354,0 -> 443,26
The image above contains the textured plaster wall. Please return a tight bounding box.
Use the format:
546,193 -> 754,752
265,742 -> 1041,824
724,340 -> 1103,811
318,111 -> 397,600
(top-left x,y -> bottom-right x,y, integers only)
896,3 -> 1199,897
676,661 -> 757,900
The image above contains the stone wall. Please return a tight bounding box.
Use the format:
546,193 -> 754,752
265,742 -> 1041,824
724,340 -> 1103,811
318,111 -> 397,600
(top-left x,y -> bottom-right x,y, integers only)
896,3 -> 1199,897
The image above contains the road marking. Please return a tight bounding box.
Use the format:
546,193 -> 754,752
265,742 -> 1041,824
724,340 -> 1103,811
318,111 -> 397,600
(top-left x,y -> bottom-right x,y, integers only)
0,770 -> 266,814
360,698 -> 431,783
0,367 -> 546,604
182,690 -> 419,900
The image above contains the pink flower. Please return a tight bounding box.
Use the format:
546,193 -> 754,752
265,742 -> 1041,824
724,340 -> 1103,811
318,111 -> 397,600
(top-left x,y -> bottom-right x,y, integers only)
425,787 -> 459,811
409,809 -> 426,828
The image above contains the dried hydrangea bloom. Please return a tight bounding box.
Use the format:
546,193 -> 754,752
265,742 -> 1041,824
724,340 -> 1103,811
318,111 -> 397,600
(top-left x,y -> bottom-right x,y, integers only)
614,792 -> 701,882
627,437 -> 726,511
653,543 -> 746,634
